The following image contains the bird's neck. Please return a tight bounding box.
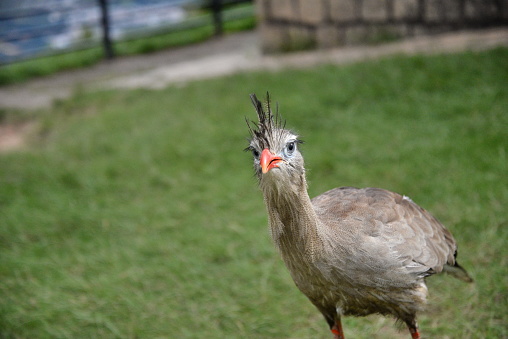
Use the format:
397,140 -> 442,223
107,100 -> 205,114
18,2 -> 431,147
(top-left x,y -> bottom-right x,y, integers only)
261,175 -> 324,261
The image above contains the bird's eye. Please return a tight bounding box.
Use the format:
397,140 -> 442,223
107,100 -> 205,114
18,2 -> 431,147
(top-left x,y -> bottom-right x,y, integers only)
284,141 -> 296,157
252,148 -> 260,158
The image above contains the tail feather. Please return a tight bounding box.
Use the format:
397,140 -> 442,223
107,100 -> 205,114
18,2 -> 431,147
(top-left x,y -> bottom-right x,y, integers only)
444,263 -> 473,283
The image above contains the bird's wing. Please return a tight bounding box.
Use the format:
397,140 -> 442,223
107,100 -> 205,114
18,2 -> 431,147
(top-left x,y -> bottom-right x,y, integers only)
312,187 -> 457,278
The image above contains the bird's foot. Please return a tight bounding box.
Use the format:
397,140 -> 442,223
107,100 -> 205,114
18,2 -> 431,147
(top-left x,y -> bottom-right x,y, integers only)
408,325 -> 421,339
331,320 -> 345,339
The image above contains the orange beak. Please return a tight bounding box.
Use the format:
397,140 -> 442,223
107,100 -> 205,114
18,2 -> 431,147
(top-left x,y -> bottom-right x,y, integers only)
260,148 -> 283,174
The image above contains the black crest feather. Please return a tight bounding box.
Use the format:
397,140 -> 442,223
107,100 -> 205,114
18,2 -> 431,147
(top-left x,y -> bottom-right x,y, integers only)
246,92 -> 286,150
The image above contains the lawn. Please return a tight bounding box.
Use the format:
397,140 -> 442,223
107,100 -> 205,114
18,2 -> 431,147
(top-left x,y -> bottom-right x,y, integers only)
0,47 -> 507,338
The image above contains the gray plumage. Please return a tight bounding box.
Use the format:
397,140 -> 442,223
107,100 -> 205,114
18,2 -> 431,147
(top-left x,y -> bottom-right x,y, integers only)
246,93 -> 472,338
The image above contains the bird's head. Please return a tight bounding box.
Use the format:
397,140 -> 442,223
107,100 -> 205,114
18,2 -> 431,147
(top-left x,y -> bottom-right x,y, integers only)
245,93 -> 305,189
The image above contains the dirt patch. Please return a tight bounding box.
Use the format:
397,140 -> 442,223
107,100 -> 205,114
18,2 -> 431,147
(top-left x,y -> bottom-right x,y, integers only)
0,122 -> 34,153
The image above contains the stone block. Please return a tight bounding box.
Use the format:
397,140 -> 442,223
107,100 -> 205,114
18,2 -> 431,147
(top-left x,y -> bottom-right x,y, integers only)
330,0 -> 359,22
255,0 -> 269,21
287,25 -> 316,51
425,0 -> 445,22
298,0 -> 325,24
316,24 -> 343,48
393,0 -> 419,21
426,0 -> 462,22
344,25 -> 370,45
259,23 -> 288,54
465,0 -> 498,20
444,0 -> 462,21
362,0 -> 389,21
270,0 -> 297,21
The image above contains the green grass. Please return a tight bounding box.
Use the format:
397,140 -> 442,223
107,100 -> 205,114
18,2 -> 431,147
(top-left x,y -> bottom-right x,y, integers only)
0,4 -> 255,86
1,47 -> 507,338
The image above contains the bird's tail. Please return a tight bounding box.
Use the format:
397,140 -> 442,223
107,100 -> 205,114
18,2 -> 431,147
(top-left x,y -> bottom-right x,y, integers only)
444,262 -> 473,283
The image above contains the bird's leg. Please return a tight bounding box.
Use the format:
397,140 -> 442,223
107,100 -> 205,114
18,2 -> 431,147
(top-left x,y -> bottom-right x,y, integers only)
408,326 -> 421,339
405,319 -> 421,339
330,317 -> 345,339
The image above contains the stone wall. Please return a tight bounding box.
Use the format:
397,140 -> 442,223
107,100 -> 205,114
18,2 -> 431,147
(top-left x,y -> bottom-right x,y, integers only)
257,0 -> 508,53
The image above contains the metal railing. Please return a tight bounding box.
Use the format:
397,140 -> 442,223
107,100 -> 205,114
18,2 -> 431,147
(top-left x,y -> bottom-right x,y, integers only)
0,0 -> 253,65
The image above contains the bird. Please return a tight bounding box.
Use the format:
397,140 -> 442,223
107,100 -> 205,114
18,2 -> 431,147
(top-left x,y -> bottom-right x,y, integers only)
245,93 -> 473,339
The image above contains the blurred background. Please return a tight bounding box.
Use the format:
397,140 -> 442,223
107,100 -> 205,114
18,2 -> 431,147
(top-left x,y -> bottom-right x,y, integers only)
0,0 -> 253,64
0,1 -> 507,338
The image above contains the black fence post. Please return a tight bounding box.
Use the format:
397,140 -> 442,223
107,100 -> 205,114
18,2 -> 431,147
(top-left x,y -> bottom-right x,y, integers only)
211,0 -> 223,36
98,0 -> 114,59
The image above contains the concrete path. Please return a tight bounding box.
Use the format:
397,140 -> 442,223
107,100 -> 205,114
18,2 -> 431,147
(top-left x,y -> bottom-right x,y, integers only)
0,28 -> 507,110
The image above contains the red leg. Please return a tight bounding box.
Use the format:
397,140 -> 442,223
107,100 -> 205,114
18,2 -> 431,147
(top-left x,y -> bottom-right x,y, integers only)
330,317 -> 345,339
406,320 -> 421,339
